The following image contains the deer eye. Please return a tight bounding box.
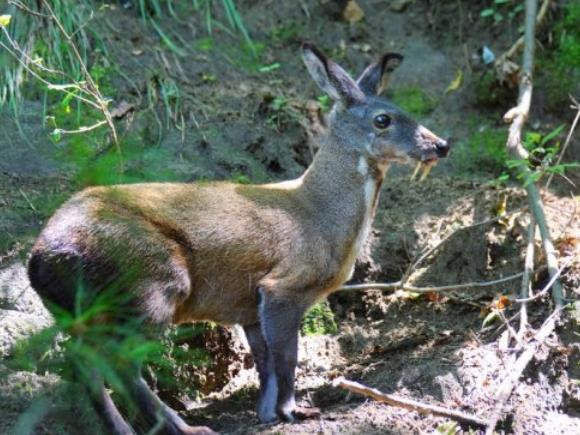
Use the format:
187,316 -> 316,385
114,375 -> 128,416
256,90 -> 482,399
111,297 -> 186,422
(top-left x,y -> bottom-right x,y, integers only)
373,114 -> 391,129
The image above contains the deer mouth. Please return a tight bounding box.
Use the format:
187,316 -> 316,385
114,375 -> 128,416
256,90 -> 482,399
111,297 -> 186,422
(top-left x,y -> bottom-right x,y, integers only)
409,156 -> 439,181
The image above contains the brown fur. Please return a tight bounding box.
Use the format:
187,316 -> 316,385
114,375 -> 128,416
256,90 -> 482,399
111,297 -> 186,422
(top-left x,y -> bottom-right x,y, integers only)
30,137 -> 373,327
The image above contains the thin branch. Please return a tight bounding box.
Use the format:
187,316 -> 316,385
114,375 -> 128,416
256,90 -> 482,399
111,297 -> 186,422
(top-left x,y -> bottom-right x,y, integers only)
502,0 -> 563,309
399,207 -> 526,285
486,2 -> 565,431
53,120 -> 109,136
515,257 -> 572,303
502,0 -> 552,61
0,35 -> 101,110
498,309 -> 523,348
338,272 -> 524,294
40,0 -> 119,148
334,378 -> 487,428
519,215 -> 536,335
545,96 -> 580,190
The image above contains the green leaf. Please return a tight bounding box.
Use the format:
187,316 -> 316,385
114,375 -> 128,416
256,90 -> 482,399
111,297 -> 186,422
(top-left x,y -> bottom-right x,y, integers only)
482,310 -> 499,328
51,129 -> 62,143
258,63 -> 281,73
525,131 -> 542,146
481,8 -> 495,17
498,173 -> 510,182
495,0 -> 509,4
540,124 -> 565,146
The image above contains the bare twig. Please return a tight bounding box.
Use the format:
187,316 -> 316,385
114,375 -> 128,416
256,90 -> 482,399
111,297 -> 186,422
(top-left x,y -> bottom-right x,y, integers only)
497,309 -> 523,348
334,378 -> 487,428
52,120 -> 109,136
515,257 -> 572,303
338,271 -> 524,294
519,215 -> 536,335
399,207 -> 526,285
545,96 -> 580,190
485,307 -> 561,433
39,0 -> 119,148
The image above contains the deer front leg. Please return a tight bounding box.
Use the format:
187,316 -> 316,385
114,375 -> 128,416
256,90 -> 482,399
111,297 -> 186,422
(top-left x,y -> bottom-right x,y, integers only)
258,288 -> 305,422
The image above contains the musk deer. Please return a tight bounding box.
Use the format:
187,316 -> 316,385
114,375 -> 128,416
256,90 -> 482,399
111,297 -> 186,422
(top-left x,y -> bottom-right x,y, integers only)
28,43 -> 449,435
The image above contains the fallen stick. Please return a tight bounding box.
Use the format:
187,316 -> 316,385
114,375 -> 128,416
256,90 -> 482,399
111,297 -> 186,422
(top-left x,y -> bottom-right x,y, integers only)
485,308 -> 561,434
333,378 -> 487,428
338,272 -> 523,293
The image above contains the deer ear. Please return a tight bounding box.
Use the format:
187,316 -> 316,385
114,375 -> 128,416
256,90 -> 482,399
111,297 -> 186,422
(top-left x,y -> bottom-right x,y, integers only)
302,42 -> 365,105
357,53 -> 403,96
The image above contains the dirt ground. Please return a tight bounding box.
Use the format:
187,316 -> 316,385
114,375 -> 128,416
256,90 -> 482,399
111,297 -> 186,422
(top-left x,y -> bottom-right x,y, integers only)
1,1 -> 579,434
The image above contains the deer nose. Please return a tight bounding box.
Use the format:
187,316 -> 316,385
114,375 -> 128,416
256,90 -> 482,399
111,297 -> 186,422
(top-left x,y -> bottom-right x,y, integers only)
435,138 -> 449,158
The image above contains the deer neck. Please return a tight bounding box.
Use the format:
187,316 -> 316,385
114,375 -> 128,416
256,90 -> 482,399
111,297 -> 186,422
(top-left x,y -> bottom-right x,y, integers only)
299,131 -> 388,280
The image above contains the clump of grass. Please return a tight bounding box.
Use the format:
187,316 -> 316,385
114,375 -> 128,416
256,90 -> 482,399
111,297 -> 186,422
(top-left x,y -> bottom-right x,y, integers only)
452,124 -> 508,175
537,2 -> 580,109
391,86 -> 438,116
138,0 -> 257,58
302,301 -> 338,336
474,70 -> 518,108
0,1 -> 105,109
8,258 -> 211,431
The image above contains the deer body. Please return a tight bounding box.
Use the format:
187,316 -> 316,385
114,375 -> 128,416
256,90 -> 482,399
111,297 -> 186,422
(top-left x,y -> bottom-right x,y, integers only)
28,44 -> 448,435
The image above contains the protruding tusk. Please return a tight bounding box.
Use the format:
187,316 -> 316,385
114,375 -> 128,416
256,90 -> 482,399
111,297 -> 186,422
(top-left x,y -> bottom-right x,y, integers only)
410,162 -> 422,181
419,164 -> 432,181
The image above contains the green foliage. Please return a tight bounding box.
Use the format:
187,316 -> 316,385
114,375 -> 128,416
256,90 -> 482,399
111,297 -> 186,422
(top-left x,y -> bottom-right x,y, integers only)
480,0 -> 524,25
558,2 -> 580,69
301,301 -> 338,336
474,70 -> 517,108
391,86 -> 438,116
538,2 -> 580,109
230,170 -> 251,184
138,0 -> 257,58
9,264 -> 210,422
266,95 -> 291,129
506,125 -> 579,185
150,324 -> 212,400
317,95 -> 331,113
452,125 -> 507,175
0,1 -> 106,107
270,23 -> 305,45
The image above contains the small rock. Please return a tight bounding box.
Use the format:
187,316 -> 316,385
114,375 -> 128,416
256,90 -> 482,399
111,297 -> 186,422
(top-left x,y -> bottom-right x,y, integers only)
0,263 -> 50,318
0,309 -> 53,358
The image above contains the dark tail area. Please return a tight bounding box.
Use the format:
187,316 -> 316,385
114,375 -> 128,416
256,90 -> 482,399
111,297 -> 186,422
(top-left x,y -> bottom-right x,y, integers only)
28,250 -> 84,313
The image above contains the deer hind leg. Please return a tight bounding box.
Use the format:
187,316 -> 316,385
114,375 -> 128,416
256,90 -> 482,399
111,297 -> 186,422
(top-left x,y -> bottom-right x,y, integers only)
127,366 -> 216,435
243,323 -> 278,423
84,369 -> 136,435
257,288 -> 306,422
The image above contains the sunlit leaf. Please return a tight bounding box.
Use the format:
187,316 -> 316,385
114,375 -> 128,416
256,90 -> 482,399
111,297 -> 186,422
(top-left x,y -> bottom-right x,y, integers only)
445,69 -> 463,94
0,15 -> 11,27
482,309 -> 499,328
540,124 -> 565,146
481,8 -> 494,17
